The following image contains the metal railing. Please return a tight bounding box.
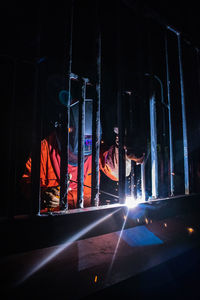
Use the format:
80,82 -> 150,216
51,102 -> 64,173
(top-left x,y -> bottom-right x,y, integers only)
2,0 -> 200,218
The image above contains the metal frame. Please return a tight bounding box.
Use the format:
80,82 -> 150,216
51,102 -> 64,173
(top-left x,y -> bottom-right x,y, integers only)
77,78 -> 86,208
165,34 -> 175,196
149,94 -> 159,198
91,0 -> 101,206
167,26 -> 190,195
3,0 -> 198,218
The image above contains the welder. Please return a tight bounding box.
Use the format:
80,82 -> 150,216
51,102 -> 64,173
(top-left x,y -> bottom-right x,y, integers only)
22,87 -> 144,211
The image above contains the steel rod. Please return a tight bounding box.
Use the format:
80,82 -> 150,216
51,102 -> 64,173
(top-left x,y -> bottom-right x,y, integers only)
31,63 -> 41,216
59,0 -> 74,210
165,34 -> 174,196
150,94 -> 158,198
7,59 -> 17,217
141,162 -> 146,200
177,34 -> 190,195
59,104 -> 70,210
91,0 -> 101,207
77,80 -> 86,208
70,179 -> 119,199
116,0 -> 126,204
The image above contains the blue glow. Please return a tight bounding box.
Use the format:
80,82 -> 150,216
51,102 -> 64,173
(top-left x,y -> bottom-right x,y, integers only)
85,138 -> 92,146
117,226 -> 163,247
127,203 -> 157,221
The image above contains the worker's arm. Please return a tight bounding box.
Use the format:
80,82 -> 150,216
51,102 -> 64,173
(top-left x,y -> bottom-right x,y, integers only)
101,145 -> 144,181
21,138 -> 60,209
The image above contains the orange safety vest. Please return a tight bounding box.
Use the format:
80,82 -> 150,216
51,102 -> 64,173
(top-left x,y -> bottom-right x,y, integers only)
22,133 -> 117,210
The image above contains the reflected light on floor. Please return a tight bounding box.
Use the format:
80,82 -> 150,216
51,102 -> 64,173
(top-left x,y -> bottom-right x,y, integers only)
106,209 -> 129,282
16,208 -> 120,286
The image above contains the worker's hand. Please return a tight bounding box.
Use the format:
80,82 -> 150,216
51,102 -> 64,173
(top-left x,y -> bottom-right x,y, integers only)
126,152 -> 145,165
41,174 -> 72,209
41,186 -> 60,208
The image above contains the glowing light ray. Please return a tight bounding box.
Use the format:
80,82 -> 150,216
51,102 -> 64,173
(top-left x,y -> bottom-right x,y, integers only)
16,209 -> 120,286
125,195 -> 144,208
106,209 -> 129,283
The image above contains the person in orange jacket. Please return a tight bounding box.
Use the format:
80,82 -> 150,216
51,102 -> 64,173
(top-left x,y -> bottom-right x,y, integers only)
22,99 -> 144,211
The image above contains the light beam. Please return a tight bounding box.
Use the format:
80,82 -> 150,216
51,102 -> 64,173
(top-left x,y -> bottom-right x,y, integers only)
106,209 -> 129,283
16,209 -> 120,286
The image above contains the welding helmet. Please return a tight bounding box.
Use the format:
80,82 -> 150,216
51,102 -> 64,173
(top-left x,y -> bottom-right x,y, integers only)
69,99 -> 93,158
60,98 -> 102,166
57,77 -> 102,164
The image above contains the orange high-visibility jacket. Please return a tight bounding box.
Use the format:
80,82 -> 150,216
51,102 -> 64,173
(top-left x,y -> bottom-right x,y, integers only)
22,131 -> 118,209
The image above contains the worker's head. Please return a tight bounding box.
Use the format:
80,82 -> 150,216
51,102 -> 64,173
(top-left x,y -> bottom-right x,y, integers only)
47,73 -> 101,164
69,99 -> 93,158
58,96 -> 102,166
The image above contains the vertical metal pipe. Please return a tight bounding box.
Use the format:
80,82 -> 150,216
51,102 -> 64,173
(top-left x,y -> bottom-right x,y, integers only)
141,162 -> 146,200
130,161 -> 134,197
30,4 -> 45,215
150,94 -> 158,198
146,25 -> 158,199
165,34 -> 174,196
116,0 -> 126,204
77,80 -> 86,208
91,0 -> 101,206
59,103 -> 70,210
117,92 -> 126,204
60,0 -> 74,210
7,59 -> 17,217
196,48 -> 200,97
128,93 -> 135,198
31,63 -> 41,216
177,34 -> 189,195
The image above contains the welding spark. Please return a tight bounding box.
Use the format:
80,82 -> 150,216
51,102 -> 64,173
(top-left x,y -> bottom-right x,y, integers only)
187,227 -> 194,234
125,196 -> 144,208
16,209 -> 120,286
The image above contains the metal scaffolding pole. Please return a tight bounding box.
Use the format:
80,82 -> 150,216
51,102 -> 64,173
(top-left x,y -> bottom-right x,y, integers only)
150,94 -> 158,198
31,63 -> 42,216
7,58 -> 17,217
30,4 -> 45,216
59,102 -> 70,210
117,0 -> 126,204
165,34 -> 175,196
77,79 -> 87,208
141,162 -> 146,200
117,93 -> 126,204
167,26 -> 190,195
60,0 -> 74,210
91,0 -> 101,207
177,34 -> 190,195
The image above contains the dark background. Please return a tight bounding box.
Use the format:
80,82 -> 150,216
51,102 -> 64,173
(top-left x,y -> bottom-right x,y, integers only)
1,0 -> 200,215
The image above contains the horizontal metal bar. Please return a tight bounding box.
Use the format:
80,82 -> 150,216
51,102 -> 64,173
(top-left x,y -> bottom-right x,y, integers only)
1,194 -> 200,255
166,25 -> 180,36
70,179 -> 119,199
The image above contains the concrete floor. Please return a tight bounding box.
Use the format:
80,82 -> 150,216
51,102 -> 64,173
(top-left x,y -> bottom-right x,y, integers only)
1,211 -> 200,299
